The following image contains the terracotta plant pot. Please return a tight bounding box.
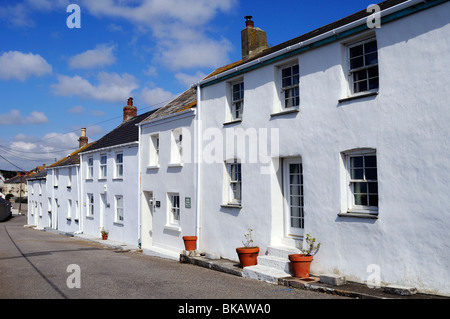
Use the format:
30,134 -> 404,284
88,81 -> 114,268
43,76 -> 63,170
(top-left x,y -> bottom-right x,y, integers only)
288,254 -> 313,278
102,234 -> 108,240
236,247 -> 260,267
182,236 -> 198,251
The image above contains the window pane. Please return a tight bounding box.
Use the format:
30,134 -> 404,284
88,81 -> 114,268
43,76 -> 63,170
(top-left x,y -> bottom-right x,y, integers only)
354,182 -> 367,194
354,80 -> 368,93
369,195 -> 378,207
365,52 -> 378,65
351,168 -> 364,180
354,194 -> 367,206
350,45 -> 363,58
116,153 -> 123,163
368,182 -> 378,194
291,195 -> 302,206
365,155 -> 377,167
350,56 -> 364,69
365,168 -> 377,180
350,156 -> 363,168
290,185 -> 301,195
364,40 -> 377,54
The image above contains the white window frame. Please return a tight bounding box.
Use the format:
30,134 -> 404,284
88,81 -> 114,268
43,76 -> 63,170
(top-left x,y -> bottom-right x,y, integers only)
99,154 -> 107,179
170,129 -> 183,165
67,199 -> 72,219
226,160 -> 242,205
87,193 -> 94,217
347,37 -> 379,95
231,81 -> 244,121
343,149 -> 378,215
54,169 -> 59,188
115,152 -> 123,179
39,202 -> 43,217
280,62 -> 300,110
67,167 -> 72,188
168,193 -> 180,226
115,195 -> 124,223
149,134 -> 160,167
87,156 -> 94,179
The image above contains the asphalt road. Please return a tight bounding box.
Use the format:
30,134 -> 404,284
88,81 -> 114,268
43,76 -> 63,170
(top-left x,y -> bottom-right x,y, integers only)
0,215 -> 347,306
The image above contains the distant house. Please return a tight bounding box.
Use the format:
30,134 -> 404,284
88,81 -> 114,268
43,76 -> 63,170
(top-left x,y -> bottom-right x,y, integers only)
3,173 -> 28,198
138,87 -> 197,259
79,98 -> 157,246
26,129 -> 93,231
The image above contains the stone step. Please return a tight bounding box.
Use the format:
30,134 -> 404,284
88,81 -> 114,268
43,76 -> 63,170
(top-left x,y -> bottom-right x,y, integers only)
266,245 -> 300,259
243,265 -> 291,284
257,255 -> 291,273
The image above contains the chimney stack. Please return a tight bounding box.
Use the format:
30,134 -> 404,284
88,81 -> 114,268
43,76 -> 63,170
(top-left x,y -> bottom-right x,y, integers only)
78,128 -> 88,148
241,16 -> 267,60
123,97 -> 137,122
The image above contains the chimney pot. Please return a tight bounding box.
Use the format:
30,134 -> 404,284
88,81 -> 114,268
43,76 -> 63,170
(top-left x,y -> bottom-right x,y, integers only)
123,97 -> 137,122
241,16 -> 267,60
78,128 -> 88,148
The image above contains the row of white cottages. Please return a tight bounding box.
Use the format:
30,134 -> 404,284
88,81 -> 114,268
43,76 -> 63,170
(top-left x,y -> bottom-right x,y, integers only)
27,0 -> 450,296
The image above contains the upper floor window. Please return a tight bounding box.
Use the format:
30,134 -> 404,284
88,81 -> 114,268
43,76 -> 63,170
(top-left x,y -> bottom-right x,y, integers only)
170,129 -> 183,165
87,156 -> 94,179
115,152 -> 123,178
281,64 -> 299,109
231,81 -> 244,121
348,38 -> 379,94
68,167 -> 72,188
149,134 -> 160,167
54,169 -> 59,188
100,154 -> 107,179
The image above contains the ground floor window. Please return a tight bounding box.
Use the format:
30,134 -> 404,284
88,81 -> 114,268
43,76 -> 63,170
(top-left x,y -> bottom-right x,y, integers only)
168,193 -> 180,225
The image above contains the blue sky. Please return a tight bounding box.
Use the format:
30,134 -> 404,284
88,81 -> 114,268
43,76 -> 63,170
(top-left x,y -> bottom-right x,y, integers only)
0,0 -> 378,171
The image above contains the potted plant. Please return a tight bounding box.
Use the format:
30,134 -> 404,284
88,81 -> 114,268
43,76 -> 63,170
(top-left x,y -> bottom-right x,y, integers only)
182,236 -> 198,251
288,234 -> 321,278
236,228 -> 260,267
100,227 -> 109,240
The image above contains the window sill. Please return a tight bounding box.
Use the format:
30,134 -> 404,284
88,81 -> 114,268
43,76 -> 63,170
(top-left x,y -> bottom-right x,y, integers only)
146,165 -> 160,170
223,119 -> 242,126
270,108 -> 299,117
85,178 -> 93,181
164,224 -> 181,232
168,163 -> 183,168
338,209 -> 378,219
98,178 -> 107,181
220,204 -> 242,209
113,221 -> 124,226
112,178 -> 123,181
338,91 -> 378,103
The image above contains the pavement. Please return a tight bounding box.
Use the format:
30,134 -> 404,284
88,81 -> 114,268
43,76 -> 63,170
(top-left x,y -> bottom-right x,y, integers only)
38,223 -> 448,300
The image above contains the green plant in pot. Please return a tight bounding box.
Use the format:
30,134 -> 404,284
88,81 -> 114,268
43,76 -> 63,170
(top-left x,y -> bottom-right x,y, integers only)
236,228 -> 260,267
288,234 -> 321,278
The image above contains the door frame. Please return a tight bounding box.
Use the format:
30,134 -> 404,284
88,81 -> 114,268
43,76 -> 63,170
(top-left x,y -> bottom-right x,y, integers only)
283,157 -> 304,239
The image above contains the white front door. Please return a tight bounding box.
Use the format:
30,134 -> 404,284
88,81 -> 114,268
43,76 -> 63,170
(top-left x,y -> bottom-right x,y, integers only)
283,158 -> 304,238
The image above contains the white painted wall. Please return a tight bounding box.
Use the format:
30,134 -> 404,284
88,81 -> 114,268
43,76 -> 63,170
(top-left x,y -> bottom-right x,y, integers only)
198,3 -> 450,295
140,110 -> 197,255
27,178 -> 48,229
81,144 -> 140,246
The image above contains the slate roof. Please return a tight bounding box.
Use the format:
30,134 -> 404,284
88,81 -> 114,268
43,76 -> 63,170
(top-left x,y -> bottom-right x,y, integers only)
141,87 -> 197,123
26,169 -> 48,181
49,142 -> 95,168
4,175 -> 28,184
204,0 -> 409,80
83,109 -> 158,153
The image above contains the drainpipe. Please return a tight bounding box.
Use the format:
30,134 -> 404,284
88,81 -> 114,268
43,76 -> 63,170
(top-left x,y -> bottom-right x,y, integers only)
75,155 -> 83,235
195,84 -> 202,249
137,123 -> 142,249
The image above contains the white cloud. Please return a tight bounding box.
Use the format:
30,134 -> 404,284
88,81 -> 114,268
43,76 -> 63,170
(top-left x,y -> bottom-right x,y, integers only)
81,0 -> 236,70
140,87 -> 175,107
51,72 -> 139,102
67,106 -> 85,114
175,71 -> 207,87
68,44 -> 117,69
0,109 -> 49,125
0,51 -> 52,81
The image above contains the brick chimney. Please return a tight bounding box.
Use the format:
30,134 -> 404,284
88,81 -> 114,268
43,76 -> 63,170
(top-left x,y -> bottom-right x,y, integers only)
241,16 -> 267,60
123,97 -> 137,122
78,128 -> 88,148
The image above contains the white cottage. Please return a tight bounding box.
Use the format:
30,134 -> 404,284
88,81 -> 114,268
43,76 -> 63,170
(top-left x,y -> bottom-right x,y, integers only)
79,98 -> 157,246
27,169 -> 48,229
139,88 -> 198,259
194,0 -> 450,295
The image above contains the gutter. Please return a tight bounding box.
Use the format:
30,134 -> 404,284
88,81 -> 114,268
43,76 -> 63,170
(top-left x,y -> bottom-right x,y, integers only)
195,86 -> 202,248
193,0 -> 436,88
79,141 -> 138,155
